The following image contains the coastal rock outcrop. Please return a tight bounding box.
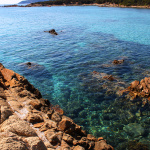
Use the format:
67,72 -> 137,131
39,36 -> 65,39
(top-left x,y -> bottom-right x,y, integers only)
44,29 -> 58,35
122,76 -> 150,104
0,63 -> 113,149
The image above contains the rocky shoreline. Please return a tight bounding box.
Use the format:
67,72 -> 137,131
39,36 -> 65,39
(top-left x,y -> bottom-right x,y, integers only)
2,3 -> 150,8
0,63 -> 114,150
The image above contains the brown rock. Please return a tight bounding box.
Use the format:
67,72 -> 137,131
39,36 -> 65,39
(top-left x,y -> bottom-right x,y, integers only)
98,137 -> 104,141
58,117 -> 75,132
87,134 -> 97,141
112,59 -> 124,64
73,139 -> 79,145
0,87 -> 6,99
47,109 -> 54,119
62,133 -> 74,144
39,122 -> 52,132
29,99 -> 42,110
1,115 -> 37,137
0,137 -> 27,150
73,145 -> 85,150
103,75 -> 115,81
45,129 -> 63,146
1,106 -> 13,123
27,113 -> 44,123
144,77 -> 150,85
92,71 -> 100,75
78,137 -> 89,148
51,112 -> 62,122
60,140 -> 71,149
33,122 -> 45,128
130,80 -> 140,89
25,137 -> 47,150
95,140 -> 114,150
140,82 -> 147,90
52,105 -> 64,115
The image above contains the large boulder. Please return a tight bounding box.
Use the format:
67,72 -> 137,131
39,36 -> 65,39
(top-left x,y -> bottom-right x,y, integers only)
0,115 -> 37,137
123,123 -> 145,138
24,137 -> 47,150
0,137 -> 27,150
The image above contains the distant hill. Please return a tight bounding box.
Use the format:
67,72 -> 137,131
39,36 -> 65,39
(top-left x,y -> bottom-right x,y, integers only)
19,0 -> 47,4
19,0 -> 150,6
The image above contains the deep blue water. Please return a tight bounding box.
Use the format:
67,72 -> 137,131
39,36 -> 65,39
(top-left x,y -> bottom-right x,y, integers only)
0,6 -> 150,149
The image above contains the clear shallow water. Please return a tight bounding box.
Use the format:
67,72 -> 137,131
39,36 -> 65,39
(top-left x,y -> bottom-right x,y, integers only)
0,6 -> 150,149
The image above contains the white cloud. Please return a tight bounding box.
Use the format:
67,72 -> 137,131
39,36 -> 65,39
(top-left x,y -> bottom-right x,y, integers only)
0,0 -> 23,4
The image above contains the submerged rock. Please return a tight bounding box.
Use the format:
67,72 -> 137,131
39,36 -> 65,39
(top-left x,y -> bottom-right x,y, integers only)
19,62 -> 45,70
127,140 -> 149,150
123,123 -> 145,138
112,59 -> 124,65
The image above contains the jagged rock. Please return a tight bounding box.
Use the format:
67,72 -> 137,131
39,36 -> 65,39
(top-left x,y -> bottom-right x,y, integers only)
87,134 -> 97,141
24,137 -> 47,150
0,87 -> 6,99
130,80 -> 140,89
49,29 -> 58,35
47,109 -> 54,119
1,106 -> 13,123
27,113 -> 44,123
58,117 -> 76,135
29,99 -> 42,110
60,140 -> 71,149
51,112 -> 62,122
62,133 -> 74,144
78,137 -> 89,148
95,140 -> 114,150
39,122 -> 53,132
45,129 -> 63,147
73,145 -> 85,150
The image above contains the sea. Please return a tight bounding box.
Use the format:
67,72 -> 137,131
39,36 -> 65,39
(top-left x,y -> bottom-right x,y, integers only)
0,6 -> 150,149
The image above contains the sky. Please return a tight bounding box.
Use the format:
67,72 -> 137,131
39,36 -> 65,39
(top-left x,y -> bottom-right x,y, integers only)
0,0 -> 23,4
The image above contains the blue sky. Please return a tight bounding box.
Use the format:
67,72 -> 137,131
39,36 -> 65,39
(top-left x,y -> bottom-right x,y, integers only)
0,0 -> 23,4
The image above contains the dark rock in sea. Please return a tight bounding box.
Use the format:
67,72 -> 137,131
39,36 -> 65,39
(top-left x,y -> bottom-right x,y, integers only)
19,62 -> 45,70
18,62 -> 52,79
49,29 -> 58,35
44,29 -> 58,35
26,62 -> 32,67
112,59 -> 124,65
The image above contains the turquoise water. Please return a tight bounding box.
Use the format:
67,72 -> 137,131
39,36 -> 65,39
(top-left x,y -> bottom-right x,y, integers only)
0,6 -> 150,149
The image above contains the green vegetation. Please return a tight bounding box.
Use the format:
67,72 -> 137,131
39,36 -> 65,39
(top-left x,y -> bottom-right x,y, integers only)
34,0 -> 150,6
